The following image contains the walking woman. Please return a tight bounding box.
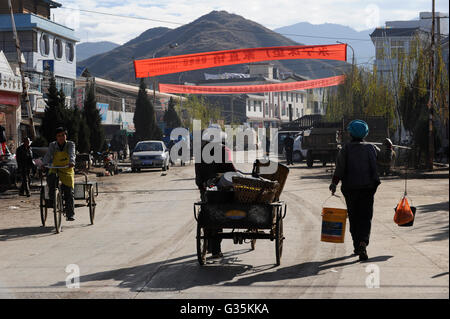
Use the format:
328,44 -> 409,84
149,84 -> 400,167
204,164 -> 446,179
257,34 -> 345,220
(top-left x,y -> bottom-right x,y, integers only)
329,120 -> 380,261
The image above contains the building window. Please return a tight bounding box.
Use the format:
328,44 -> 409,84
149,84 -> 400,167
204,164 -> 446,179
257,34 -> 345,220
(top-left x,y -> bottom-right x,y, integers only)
265,103 -> 268,115
296,93 -> 298,103
301,94 -> 304,103
54,38 -> 63,59
40,33 -> 50,56
66,42 -> 74,62
248,101 -> 251,112
254,101 -> 257,112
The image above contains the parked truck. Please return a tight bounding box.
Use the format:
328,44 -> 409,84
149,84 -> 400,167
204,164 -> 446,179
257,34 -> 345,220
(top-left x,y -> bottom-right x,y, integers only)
301,116 -> 389,168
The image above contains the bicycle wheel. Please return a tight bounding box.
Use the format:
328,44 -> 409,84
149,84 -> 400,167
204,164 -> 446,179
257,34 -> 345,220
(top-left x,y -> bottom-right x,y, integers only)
40,187 -> 47,227
275,216 -> 284,266
196,223 -> 208,266
88,186 -> 96,225
54,188 -> 63,234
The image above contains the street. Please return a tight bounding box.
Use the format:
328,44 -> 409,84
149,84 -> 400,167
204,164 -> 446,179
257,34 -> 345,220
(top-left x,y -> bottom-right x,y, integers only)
0,160 -> 448,299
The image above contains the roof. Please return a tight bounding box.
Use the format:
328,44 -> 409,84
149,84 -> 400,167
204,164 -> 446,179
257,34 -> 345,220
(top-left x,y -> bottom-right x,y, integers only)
43,0 -> 62,8
370,27 -> 423,38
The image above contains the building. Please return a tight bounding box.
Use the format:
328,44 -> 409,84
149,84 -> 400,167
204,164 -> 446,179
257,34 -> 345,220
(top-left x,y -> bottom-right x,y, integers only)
0,0 -> 78,135
0,50 -> 22,151
76,73 -> 186,140
197,63 -> 309,128
370,11 -> 449,82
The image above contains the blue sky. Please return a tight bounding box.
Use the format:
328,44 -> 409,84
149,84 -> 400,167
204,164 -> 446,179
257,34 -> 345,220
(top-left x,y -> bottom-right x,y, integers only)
53,0 -> 449,44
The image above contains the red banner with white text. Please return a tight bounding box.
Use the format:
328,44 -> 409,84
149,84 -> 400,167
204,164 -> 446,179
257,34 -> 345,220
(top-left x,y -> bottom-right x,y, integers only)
134,44 -> 347,78
159,75 -> 345,94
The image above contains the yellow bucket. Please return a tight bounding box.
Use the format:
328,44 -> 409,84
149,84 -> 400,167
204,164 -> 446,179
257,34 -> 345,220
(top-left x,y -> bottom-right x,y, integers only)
321,196 -> 348,243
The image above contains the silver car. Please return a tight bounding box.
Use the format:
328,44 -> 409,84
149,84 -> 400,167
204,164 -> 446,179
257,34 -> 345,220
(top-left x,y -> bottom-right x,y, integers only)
131,141 -> 170,172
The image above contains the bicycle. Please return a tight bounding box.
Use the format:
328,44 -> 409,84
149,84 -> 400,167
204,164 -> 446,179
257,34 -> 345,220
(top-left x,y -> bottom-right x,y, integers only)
40,165 -> 68,233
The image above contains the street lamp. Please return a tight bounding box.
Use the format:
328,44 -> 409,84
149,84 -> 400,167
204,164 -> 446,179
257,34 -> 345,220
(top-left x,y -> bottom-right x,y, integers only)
151,43 -> 180,106
337,41 -> 356,113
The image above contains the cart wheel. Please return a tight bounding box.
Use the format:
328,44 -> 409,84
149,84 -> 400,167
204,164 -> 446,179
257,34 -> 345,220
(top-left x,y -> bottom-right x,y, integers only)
88,186 -> 96,225
196,223 -> 208,266
54,188 -> 63,234
275,217 -> 284,266
40,187 -> 48,227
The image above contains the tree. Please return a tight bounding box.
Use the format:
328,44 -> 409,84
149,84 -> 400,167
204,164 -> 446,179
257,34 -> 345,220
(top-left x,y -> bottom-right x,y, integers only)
180,95 -> 221,130
83,83 -> 105,152
163,97 -> 182,129
133,79 -> 161,141
41,76 -> 66,143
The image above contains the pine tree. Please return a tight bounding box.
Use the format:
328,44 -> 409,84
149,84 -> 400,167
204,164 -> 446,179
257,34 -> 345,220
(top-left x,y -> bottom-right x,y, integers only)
41,76 -> 66,143
77,115 -> 91,153
83,83 -> 105,152
134,79 -> 160,141
163,97 -> 182,129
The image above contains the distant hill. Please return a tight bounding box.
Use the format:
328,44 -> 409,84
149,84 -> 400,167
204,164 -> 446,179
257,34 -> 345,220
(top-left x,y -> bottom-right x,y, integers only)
275,22 -> 374,65
78,11 -> 349,85
77,41 -> 120,62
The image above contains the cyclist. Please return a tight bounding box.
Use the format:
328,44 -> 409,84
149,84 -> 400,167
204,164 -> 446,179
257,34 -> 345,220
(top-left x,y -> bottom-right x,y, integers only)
41,127 -> 76,221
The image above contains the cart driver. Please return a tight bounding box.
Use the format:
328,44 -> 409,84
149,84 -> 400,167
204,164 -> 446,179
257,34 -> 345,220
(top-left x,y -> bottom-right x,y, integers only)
41,127 -> 76,221
195,134 -> 236,259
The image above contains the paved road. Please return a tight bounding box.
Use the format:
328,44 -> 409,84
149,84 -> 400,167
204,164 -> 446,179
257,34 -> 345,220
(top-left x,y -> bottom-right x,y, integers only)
0,160 -> 448,298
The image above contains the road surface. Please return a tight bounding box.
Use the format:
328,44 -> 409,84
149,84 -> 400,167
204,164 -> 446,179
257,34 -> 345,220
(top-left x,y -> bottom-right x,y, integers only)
0,160 -> 448,298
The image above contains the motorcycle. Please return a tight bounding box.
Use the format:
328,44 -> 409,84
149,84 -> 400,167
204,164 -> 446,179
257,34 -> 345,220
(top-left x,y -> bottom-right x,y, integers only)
103,152 -> 119,176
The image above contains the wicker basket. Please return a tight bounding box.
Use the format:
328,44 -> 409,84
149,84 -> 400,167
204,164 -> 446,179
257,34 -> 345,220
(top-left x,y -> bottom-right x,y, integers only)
232,176 -> 279,204
252,160 -> 289,201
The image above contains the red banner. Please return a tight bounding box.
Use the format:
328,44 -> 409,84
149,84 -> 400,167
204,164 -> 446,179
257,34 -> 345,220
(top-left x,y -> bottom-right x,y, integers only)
159,75 -> 345,94
134,44 -> 347,78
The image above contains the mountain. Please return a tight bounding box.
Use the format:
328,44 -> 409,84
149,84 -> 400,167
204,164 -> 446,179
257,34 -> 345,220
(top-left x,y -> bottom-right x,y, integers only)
78,11 -> 349,85
275,22 -> 374,65
77,41 -> 120,62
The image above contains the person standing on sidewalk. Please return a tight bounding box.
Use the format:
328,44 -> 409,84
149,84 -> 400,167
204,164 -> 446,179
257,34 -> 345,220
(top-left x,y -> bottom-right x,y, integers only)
16,137 -> 34,197
284,134 -> 294,165
329,120 -> 380,261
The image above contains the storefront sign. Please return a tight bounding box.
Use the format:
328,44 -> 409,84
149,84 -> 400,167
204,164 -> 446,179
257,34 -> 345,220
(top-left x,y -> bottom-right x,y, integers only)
0,91 -> 20,106
0,73 -> 22,93
96,103 -> 109,123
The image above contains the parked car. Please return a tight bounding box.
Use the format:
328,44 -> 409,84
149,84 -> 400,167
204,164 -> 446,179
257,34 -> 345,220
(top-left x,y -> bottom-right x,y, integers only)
131,141 -> 170,172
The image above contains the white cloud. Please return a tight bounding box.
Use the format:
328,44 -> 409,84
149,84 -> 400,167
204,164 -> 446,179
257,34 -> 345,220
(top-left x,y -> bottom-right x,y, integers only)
53,0 -> 449,44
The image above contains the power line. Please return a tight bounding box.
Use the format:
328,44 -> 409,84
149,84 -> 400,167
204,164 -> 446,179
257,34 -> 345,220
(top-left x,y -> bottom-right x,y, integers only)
59,6 -> 373,43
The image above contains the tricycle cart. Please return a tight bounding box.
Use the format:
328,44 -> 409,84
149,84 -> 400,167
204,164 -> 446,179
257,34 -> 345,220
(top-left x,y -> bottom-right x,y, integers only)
194,201 -> 287,266
194,160 -> 289,266
40,169 -> 98,232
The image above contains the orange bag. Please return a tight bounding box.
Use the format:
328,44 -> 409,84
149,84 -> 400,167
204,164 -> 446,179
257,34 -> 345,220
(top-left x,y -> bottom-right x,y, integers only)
394,196 -> 414,225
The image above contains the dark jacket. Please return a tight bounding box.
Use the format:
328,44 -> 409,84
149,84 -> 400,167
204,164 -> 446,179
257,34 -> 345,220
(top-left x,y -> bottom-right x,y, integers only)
16,144 -> 34,172
195,142 -> 236,190
284,136 -> 294,151
333,141 -> 380,190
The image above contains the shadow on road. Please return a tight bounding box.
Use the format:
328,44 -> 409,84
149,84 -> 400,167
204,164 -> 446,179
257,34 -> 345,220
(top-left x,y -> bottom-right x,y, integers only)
224,254 -> 393,286
50,249 -> 392,292
0,226 -> 54,241
416,201 -> 449,214
50,249 -> 271,292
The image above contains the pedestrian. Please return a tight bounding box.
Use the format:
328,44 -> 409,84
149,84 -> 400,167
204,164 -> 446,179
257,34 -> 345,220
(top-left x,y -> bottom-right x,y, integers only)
0,125 -> 10,156
284,134 -> 294,165
41,127 -> 76,221
16,137 -> 34,197
329,120 -> 380,261
377,138 -> 396,176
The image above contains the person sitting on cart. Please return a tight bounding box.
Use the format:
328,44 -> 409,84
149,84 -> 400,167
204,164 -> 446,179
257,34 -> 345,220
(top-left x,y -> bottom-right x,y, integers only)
16,137 -> 34,197
195,135 -> 236,259
41,127 -> 76,221
329,120 -> 380,261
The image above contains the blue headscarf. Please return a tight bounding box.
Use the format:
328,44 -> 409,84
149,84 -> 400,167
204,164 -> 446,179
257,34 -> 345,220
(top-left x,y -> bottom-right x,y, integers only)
347,120 -> 369,139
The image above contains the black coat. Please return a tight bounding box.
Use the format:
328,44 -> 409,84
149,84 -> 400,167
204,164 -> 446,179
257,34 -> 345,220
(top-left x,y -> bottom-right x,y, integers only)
16,144 -> 34,172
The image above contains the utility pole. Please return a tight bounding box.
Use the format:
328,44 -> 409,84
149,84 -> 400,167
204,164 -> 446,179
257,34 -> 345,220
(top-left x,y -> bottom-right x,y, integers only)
427,0 -> 435,170
7,0 -> 36,140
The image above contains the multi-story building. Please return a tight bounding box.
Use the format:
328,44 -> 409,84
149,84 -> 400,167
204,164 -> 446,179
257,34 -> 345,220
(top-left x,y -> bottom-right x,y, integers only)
198,63 -> 309,128
370,11 -> 449,82
0,0 -> 78,134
